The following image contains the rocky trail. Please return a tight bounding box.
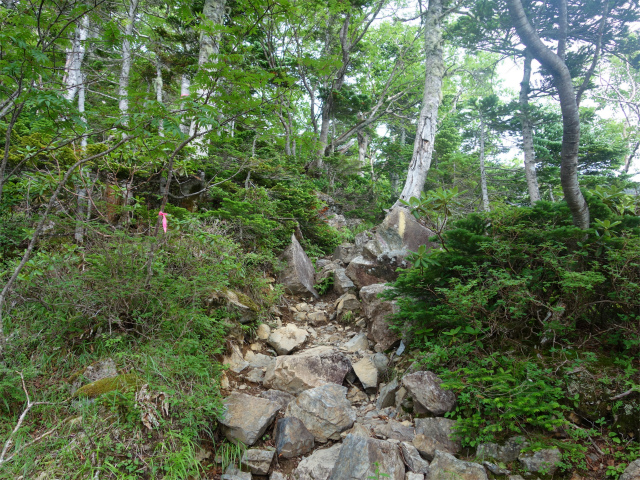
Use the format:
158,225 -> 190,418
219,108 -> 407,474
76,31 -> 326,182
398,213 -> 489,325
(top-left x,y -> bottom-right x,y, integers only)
211,210 -> 586,480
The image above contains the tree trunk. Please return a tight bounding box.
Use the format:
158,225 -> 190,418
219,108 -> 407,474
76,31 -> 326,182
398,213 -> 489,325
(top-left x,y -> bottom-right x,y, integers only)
63,15 -> 89,102
478,111 -> 490,212
118,0 -> 139,125
357,130 -> 369,169
507,0 -> 589,229
156,57 -> 164,137
519,50 -> 541,203
393,0 -> 444,207
180,74 -> 191,135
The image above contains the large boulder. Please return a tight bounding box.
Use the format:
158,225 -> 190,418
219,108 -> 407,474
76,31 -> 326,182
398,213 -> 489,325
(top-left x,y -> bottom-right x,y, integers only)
400,442 -> 430,474
294,444 -> 343,480
403,371 -> 456,415
360,284 -> 400,352
268,324 -> 308,355
218,393 -> 280,446
241,448 -> 276,475
327,434 -> 405,480
333,243 -> 360,264
275,417 -> 315,458
371,419 -> 415,442
259,389 -> 295,411
345,256 -> 393,288
335,293 -> 360,318
264,346 -> 351,395
413,417 -> 460,460
279,234 -> 319,298
620,459 -> 640,480
518,448 -> 562,475
285,384 -> 356,442
426,451 -> 488,480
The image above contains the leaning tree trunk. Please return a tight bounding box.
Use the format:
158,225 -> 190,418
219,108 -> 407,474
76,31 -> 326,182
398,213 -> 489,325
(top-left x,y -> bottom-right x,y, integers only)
393,0 -> 444,208
118,0 -> 139,125
507,0 -> 589,229
478,111 -> 490,212
519,50 -> 541,203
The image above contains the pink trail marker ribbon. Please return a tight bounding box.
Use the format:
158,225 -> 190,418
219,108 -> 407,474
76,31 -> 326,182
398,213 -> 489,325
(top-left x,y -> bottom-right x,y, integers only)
159,211 -> 168,233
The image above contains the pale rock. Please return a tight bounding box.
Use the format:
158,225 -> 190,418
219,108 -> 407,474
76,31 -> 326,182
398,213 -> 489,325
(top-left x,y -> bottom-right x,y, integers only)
413,417 -> 460,460
345,256 -> 387,288
518,448 -> 562,475
244,368 -> 265,383
257,324 -> 271,340
294,312 -> 308,322
372,353 -> 389,374
296,303 -> 311,312
347,386 -> 369,404
241,448 -> 276,475
333,243 -> 359,264
224,344 -> 250,373
353,356 -> 378,391
359,284 -> 400,352
403,371 -> 456,416
259,389 -> 295,411
263,346 -> 351,395
279,234 -> 319,298
406,474 -> 424,480
620,459 -> 640,480
219,393 -> 280,446
426,451 -> 487,480
400,442 -> 430,474
268,324 -> 308,355
307,311 -> 328,326
376,378 -> 399,410
285,384 -> 355,442
245,351 -> 275,369
220,373 -> 230,389
343,333 -> 369,352
334,268 -> 356,295
294,444 -> 342,480
327,434 -> 405,480
275,417 -> 315,458
372,419 -> 415,442
344,422 -> 371,438
477,436 -> 527,463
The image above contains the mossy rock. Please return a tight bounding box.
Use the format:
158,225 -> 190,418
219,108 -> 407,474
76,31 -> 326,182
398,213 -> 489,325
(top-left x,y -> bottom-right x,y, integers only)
73,374 -> 143,399
209,287 -> 259,324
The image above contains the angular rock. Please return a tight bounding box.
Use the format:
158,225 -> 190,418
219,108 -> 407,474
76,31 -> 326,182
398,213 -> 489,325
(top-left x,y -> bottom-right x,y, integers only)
334,268 -> 356,295
307,311 -> 328,326
518,448 -> 562,475
285,384 -> 356,442
264,346 -> 351,395
403,372 -> 456,416
477,436 -> 527,463
482,461 -> 510,476
413,417 -> 460,460
242,448 -> 276,475
400,442 -> 430,474
270,473 -> 286,480
376,378 -> 399,410
345,256 -> 389,288
327,434 -> 405,480
208,288 -> 259,324
219,393 -> 280,446
345,422 -> 371,438
245,351 -> 274,369
279,234 -> 319,298
335,293 -> 361,316
360,284 -> 400,352
343,333 -> 369,353
406,474 -> 424,480
257,324 -> 271,340
620,459 -> 640,480
260,389 -> 295,411
268,324 -> 308,355
333,243 -> 359,264
294,444 -> 342,480
224,344 -> 250,373
244,368 -> 265,383
222,472 -> 252,480
372,419 -> 415,442
275,417 -> 315,458
315,262 -> 339,285
347,386 -> 369,404
353,356 -> 378,391
426,451 -> 487,480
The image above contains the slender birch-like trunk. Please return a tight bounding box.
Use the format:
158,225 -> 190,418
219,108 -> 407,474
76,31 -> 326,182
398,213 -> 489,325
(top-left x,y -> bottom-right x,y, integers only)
393,0 -> 444,207
118,0 -> 139,125
63,16 -> 88,102
519,50 -> 540,203
478,111 -> 490,211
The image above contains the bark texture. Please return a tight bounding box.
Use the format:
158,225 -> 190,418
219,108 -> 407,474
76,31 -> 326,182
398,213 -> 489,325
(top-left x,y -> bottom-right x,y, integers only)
478,111 -> 490,212
519,50 -> 540,203
507,0 -> 589,229
118,0 -> 139,124
394,0 -> 444,207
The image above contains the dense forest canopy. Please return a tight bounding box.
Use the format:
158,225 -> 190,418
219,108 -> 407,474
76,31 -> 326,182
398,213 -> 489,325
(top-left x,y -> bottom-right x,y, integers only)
1,0 -> 640,477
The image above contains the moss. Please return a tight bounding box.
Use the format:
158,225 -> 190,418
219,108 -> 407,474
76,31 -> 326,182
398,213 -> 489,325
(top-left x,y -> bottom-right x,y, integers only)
73,374 -> 142,399
235,291 -> 259,312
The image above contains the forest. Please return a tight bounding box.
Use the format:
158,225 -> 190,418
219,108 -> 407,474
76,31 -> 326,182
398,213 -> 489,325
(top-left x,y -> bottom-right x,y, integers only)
1,0 -> 640,478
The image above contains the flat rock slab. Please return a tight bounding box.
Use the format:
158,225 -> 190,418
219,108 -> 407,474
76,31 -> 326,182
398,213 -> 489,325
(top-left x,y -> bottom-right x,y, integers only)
241,448 -> 276,475
376,378 -> 399,410
334,268 -> 356,295
268,324 -> 308,355
259,389 -> 295,411
264,346 -> 352,395
294,443 -> 343,480
360,284 -> 400,352
403,371 -> 456,416
279,233 -> 319,298
413,417 -> 460,461
426,451 -> 488,480
285,384 -> 356,442
353,356 -> 378,391
372,419 -> 415,442
519,448 -> 562,474
219,393 -> 280,446
275,417 -> 315,458
343,333 -> 369,353
328,434 -> 405,480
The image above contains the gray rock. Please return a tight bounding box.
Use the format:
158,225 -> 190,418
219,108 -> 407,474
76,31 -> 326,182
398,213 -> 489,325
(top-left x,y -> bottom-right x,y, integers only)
285,384 -> 356,442
275,417 -> 315,458
315,262 -> 339,285
413,417 -> 460,460
219,394 -> 280,446
307,311 -> 328,326
508,477 -> 525,480
345,422 -> 371,438
347,386 -> 369,404
403,372 -> 456,416
400,442 -> 430,474
477,436 -> 527,463
294,444 -> 342,480
257,324 -> 271,340
259,390 -> 295,411
327,434 -> 405,480
268,324 -> 308,355
244,368 -> 265,383
335,293 -> 361,317
270,473 -> 286,480
345,256 -> 388,288
426,451 -> 488,480
241,448 -> 276,475
482,461 -> 510,476
343,333 -> 369,353
334,268 -> 356,295
376,378 -> 399,410
279,234 -> 319,298
316,259 -> 332,269
405,474 -> 424,480
353,356 -> 378,391
372,353 -> 389,374
222,472 -> 252,480
333,243 -> 359,264
620,459 -> 640,480
264,346 -> 352,395
518,448 -> 562,475
372,419 -> 415,442
245,351 -> 275,369
224,344 -> 250,373
359,284 -> 400,352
